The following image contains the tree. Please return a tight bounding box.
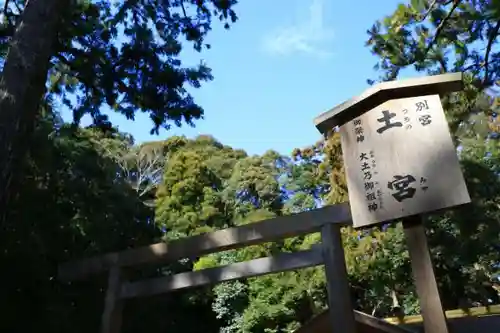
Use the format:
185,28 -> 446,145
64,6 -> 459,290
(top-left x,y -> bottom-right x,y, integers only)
104,140 -> 168,207
0,0 -> 238,226
0,0 -> 67,228
0,110 -> 164,332
155,135 -> 246,239
223,150 -> 288,218
366,0 -> 500,86
365,0 -> 500,141
0,110 -> 244,332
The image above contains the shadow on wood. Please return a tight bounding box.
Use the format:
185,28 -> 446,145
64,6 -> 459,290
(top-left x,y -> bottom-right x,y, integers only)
57,202 -> 354,333
385,304 -> 500,333
58,203 -> 351,282
295,310 -> 416,333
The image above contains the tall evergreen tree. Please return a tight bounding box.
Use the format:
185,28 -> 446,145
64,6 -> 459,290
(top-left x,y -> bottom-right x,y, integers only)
0,0 -> 238,226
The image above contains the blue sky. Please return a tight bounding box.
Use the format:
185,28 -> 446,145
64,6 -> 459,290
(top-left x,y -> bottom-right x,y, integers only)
63,0 -> 415,156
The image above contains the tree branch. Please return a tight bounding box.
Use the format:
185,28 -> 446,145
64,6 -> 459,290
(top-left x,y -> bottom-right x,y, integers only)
2,0 -> 11,15
419,0 -> 438,21
180,0 -> 188,18
54,53 -> 97,90
54,53 -> 77,74
13,0 -> 22,13
438,57 -> 448,73
463,62 -> 482,72
482,19 -> 500,87
2,0 -> 18,28
422,0 -> 462,59
419,0 -> 456,22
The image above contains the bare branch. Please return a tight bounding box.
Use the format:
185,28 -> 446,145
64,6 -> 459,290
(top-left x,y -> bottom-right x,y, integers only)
419,0 -> 439,21
422,0 -> 462,59
12,0 -> 23,14
180,0 -> 188,18
482,19 -> 500,87
2,0 -> 11,15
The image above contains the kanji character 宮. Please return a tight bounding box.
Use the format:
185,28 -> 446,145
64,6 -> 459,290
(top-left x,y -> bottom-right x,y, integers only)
387,174 -> 417,202
418,114 -> 432,126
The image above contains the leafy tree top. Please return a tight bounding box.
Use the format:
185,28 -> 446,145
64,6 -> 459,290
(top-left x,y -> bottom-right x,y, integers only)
366,0 -> 500,90
1,0 -> 238,132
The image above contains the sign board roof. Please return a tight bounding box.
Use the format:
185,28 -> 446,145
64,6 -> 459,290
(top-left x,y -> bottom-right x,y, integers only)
314,73 -> 463,134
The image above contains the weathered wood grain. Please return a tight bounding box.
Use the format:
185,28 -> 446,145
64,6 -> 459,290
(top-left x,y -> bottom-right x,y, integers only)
321,223 -> 357,333
403,216 -> 449,333
101,266 -> 124,333
120,248 -> 324,299
59,202 -> 351,281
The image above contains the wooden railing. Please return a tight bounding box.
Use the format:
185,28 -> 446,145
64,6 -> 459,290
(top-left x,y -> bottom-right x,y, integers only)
58,202 -> 359,333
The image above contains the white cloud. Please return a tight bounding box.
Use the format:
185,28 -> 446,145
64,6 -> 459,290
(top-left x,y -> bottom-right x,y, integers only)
262,0 -> 334,59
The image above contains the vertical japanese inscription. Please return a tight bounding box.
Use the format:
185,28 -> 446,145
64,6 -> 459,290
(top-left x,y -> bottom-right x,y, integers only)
415,99 -> 432,126
359,151 -> 383,212
353,118 -> 364,142
403,108 -> 412,130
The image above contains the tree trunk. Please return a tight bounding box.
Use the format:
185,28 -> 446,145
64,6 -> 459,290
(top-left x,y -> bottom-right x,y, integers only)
0,0 -> 65,226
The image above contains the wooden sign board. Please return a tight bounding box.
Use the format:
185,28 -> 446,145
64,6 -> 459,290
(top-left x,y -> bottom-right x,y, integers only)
340,94 -> 470,229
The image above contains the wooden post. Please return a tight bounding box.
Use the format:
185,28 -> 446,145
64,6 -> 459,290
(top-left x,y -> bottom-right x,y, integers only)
321,223 -> 357,333
402,215 -> 448,333
101,266 -> 124,333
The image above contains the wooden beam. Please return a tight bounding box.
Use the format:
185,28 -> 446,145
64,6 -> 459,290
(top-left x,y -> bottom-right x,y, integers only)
314,72 -> 463,133
321,223 -> 357,333
295,310 -> 416,333
354,311 -> 417,333
384,304 -> 500,325
58,203 -> 351,281
403,216 -> 449,333
101,266 -> 124,333
120,248 -> 324,299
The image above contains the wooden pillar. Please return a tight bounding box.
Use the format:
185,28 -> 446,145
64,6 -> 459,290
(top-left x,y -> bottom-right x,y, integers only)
403,215 -> 448,333
101,266 -> 124,333
321,223 -> 357,333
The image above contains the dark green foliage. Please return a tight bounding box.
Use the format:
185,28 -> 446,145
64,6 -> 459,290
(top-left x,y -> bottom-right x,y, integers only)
0,113 -> 160,332
1,0 -> 238,132
366,0 -> 500,86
